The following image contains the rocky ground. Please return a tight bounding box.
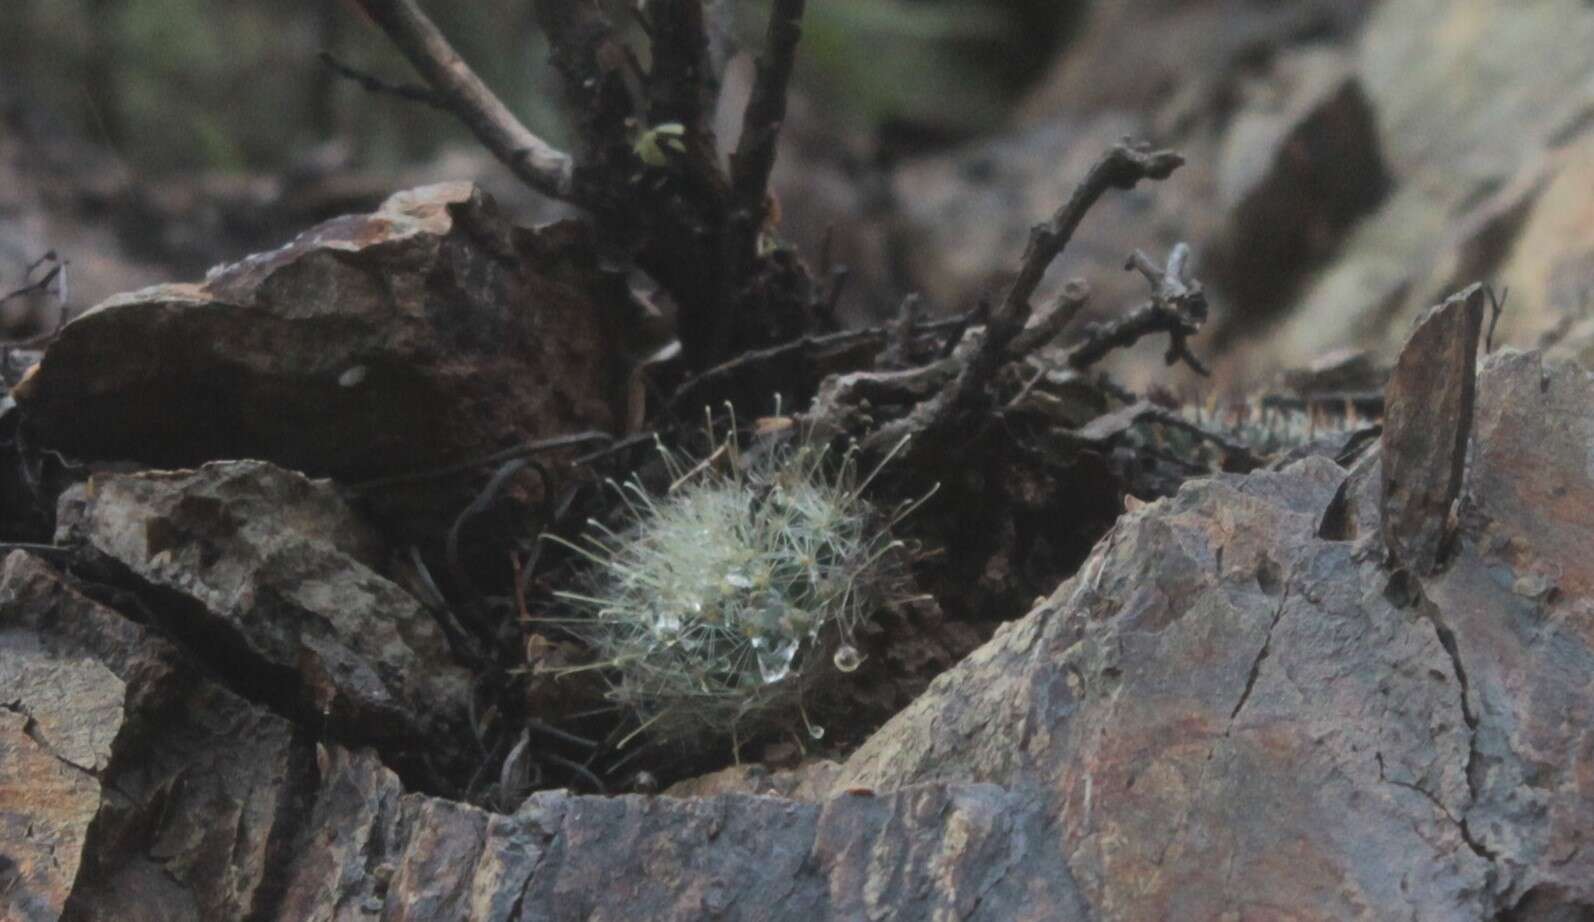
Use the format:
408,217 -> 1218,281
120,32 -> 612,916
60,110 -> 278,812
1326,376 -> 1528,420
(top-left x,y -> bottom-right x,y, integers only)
5,0 -> 1594,920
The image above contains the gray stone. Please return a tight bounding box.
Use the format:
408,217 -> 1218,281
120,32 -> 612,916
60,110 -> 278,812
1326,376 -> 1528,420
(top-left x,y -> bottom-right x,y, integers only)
54,460 -> 470,748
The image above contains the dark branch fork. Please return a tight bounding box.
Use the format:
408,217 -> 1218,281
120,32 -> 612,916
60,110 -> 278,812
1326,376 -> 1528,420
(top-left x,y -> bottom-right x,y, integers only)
347,5 -> 1209,472
353,0 -> 574,201
730,0 -> 806,264
1066,242 -> 1211,376
854,142 -> 1188,454
354,0 -> 815,372
958,142 -> 1185,412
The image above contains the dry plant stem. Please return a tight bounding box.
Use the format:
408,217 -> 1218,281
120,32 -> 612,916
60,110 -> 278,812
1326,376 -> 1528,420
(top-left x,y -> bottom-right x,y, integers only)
1066,242 -> 1210,375
954,143 -> 1182,416
1008,285 -> 1091,357
938,144 -> 1181,433
647,0 -> 718,138
1002,143 -> 1183,327
730,0 -> 806,265
671,315 -> 973,412
318,51 -> 448,111
353,0 -> 574,201
854,143 -> 1181,456
647,0 -> 732,205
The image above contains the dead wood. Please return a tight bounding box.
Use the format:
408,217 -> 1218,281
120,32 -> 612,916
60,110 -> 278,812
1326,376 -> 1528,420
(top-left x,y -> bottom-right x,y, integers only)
351,0 -> 575,201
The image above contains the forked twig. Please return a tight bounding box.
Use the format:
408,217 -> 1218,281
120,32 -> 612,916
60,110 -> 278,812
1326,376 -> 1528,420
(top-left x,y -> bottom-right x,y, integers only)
1066,242 -> 1210,376
351,0 -> 575,201
317,51 -> 448,111
859,142 -> 1184,453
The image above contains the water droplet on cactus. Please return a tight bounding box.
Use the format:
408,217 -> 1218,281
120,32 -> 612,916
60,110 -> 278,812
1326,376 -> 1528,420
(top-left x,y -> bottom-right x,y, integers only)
756,638 -> 798,684
833,644 -> 862,673
652,610 -> 682,636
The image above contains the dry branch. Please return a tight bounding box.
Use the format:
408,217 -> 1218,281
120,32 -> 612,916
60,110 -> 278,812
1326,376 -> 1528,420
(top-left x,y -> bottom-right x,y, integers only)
951,142 -> 1183,414
317,51 -> 449,111
1000,143 -> 1183,329
353,0 -> 574,201
854,142 -> 1183,453
729,0 -> 807,269
1066,243 -> 1210,375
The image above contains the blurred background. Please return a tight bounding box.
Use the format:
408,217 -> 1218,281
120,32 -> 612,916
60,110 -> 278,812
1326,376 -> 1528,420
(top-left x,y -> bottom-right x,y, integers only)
2,0 -> 1073,172
0,0 -> 1077,331
5,0 -> 1594,390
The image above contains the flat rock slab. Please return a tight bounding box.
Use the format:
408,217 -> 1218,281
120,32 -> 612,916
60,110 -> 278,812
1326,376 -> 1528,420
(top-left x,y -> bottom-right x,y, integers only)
272,745 -> 1089,922
1381,283 -> 1485,575
11,182 -> 622,533
54,459 -> 471,751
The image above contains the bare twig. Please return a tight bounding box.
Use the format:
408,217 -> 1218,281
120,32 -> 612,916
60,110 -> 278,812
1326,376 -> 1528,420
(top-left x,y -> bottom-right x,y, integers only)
0,259 -> 65,309
877,293 -> 924,370
1065,242 -> 1210,376
348,431 -> 612,492
856,142 -> 1182,454
1068,400 -> 1264,469
671,314 -> 973,411
1000,143 -> 1183,332
728,0 -> 806,269
640,1 -> 733,219
646,0 -> 719,141
0,542 -> 73,558
317,50 -> 448,111
534,2 -> 631,144
817,266 -> 850,327
1008,282 -> 1093,357
352,0 -> 575,201
953,143 -> 1182,414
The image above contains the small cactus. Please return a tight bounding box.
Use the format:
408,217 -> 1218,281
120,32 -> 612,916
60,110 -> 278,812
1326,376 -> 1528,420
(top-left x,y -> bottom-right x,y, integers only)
548,423 -> 919,753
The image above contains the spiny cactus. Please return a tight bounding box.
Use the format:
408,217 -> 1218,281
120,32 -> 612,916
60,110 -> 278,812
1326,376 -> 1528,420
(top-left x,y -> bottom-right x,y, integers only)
1178,399 -> 1375,458
548,421 -> 921,753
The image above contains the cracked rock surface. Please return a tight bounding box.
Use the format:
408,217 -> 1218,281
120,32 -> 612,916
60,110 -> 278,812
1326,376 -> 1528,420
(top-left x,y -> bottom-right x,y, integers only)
6,349 -> 1594,919
53,460 -> 472,757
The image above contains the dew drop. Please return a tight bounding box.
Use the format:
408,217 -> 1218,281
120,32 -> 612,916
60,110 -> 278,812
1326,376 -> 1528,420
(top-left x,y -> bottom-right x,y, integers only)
755,637 -> 798,684
833,644 -> 862,673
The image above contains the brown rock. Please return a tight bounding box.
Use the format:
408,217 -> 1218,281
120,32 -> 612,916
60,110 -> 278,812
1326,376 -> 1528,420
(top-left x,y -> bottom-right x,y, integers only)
1423,350 -> 1594,912
12,182 -> 623,510
1498,133 -> 1594,363
888,113 -> 1210,377
53,460 -> 471,754
664,759 -> 843,802
0,709 -> 101,922
1016,1 -> 1374,121
1207,48 -> 1389,330
1380,284 -> 1485,575
837,455 -> 1501,917
14,348 -> 1594,919
0,550 -> 314,922
1270,0 -> 1594,372
275,745 -> 1086,922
